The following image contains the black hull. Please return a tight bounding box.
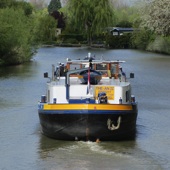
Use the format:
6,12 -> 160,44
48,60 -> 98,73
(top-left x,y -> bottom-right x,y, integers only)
38,105 -> 138,141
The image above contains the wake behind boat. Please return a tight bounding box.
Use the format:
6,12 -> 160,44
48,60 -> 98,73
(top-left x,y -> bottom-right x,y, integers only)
38,53 -> 138,141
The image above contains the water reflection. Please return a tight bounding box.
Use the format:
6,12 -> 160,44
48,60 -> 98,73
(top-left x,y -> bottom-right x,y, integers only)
0,60 -> 41,110
0,61 -> 37,78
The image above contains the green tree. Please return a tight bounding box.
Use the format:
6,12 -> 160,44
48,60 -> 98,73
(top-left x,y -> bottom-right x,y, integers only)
0,0 -> 15,8
0,0 -> 33,15
65,0 -> 115,45
0,8 -> 34,65
140,0 -> 170,36
15,1 -> 33,16
48,0 -> 61,14
131,29 -> 154,50
34,9 -> 57,44
114,4 -> 139,27
30,0 -> 46,10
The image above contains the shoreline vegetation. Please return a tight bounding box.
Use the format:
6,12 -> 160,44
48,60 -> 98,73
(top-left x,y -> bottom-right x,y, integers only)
0,0 -> 170,66
41,35 -> 170,55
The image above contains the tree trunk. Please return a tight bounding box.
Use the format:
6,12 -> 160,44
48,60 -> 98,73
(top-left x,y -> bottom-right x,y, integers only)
87,27 -> 92,46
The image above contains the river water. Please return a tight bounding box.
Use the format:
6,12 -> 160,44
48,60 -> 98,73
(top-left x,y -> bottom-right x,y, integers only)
0,47 -> 170,170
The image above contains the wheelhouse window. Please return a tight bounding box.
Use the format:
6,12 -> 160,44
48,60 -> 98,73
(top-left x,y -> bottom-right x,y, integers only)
96,64 -> 107,70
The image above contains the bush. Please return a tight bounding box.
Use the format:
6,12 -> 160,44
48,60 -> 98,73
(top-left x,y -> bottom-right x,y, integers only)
0,8 -> 34,65
63,38 -> 79,44
131,29 -> 154,50
106,33 -> 132,49
34,14 -> 57,44
59,34 -> 85,42
147,36 -> 170,54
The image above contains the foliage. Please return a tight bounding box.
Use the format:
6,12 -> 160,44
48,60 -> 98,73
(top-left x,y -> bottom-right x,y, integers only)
130,0 -> 170,53
50,11 -> 65,28
59,34 -> 84,42
147,36 -> 170,54
48,0 -> 61,14
64,0 -> 115,45
131,29 -> 155,50
29,0 -> 46,9
140,0 -> 170,36
0,0 -> 15,8
15,1 -> 33,16
0,8 -> 34,65
33,10 -> 57,44
116,20 -> 132,28
62,38 -> 78,44
113,3 -> 139,26
0,0 -> 33,16
106,33 -> 132,49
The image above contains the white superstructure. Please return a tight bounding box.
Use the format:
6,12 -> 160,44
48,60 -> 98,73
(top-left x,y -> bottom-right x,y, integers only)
43,54 -> 134,105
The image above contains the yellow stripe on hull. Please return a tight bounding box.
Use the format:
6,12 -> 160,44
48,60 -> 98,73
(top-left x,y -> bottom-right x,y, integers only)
43,104 -> 133,111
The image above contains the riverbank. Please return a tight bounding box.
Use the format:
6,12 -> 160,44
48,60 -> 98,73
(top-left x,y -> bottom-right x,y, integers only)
146,36 -> 170,55
42,43 -> 105,48
42,42 -> 170,55
1,41 -> 170,67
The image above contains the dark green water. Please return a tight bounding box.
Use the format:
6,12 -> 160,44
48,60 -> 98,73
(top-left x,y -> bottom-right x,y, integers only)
0,47 -> 170,170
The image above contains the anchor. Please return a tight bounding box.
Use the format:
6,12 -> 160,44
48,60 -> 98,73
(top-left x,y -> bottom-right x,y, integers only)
107,116 -> 121,130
